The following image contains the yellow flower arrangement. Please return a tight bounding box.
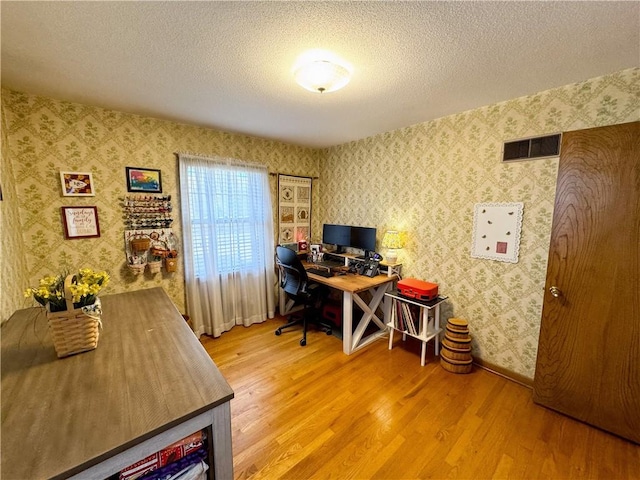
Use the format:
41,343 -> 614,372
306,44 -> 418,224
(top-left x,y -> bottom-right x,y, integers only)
25,268 -> 110,312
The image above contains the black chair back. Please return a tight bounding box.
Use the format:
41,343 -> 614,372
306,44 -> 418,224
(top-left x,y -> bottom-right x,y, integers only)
275,246 -> 309,298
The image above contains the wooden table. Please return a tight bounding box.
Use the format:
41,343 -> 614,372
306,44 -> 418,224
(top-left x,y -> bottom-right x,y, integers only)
280,269 -> 397,355
1,287 -> 234,480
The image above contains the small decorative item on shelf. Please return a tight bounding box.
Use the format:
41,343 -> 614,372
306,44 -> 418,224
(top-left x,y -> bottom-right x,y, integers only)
24,268 -> 109,358
165,250 -> 179,272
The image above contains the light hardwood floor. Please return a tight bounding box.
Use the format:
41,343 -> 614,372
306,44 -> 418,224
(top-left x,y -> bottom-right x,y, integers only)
201,318 -> 639,479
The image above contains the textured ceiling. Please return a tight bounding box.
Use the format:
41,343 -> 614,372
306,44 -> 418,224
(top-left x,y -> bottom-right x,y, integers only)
2,1 -> 638,148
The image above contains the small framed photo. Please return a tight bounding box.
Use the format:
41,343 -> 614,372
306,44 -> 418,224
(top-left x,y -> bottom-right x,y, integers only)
61,206 -> 101,239
60,172 -> 95,196
126,167 -> 162,193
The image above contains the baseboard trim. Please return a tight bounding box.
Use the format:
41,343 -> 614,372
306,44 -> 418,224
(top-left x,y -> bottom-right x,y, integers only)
473,358 -> 533,388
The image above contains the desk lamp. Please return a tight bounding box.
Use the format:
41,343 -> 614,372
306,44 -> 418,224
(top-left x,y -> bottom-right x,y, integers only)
382,230 -> 407,264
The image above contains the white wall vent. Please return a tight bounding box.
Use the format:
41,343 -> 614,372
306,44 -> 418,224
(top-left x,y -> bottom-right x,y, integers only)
502,134 -> 561,162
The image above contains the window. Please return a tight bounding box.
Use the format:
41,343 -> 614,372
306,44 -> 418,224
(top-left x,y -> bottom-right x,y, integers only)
182,159 -> 272,277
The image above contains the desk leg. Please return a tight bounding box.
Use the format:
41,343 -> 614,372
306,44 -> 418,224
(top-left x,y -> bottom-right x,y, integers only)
342,291 -> 353,355
342,281 -> 394,356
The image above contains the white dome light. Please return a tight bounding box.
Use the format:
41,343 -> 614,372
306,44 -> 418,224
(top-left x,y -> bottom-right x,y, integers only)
293,59 -> 351,94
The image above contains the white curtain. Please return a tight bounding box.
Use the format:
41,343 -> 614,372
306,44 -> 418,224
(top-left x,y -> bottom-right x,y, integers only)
179,153 -> 275,338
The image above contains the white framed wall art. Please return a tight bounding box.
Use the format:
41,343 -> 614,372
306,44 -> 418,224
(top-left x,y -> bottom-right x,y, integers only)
470,202 -> 524,263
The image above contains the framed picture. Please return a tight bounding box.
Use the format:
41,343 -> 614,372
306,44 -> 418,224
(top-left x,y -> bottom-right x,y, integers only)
470,202 -> 523,263
278,174 -> 312,244
60,172 -> 95,196
126,167 -> 162,193
61,206 -> 101,239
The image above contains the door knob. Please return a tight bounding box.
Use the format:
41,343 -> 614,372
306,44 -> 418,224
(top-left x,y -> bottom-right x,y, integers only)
549,286 -> 562,298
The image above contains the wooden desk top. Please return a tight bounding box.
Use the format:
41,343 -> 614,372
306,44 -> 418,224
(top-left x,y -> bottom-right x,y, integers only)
306,270 -> 397,293
1,287 -> 234,480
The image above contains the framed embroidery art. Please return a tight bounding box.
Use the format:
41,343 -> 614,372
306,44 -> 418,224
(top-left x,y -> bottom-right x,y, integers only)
278,175 -> 311,246
61,206 -> 101,239
60,172 -> 95,196
471,202 -> 523,263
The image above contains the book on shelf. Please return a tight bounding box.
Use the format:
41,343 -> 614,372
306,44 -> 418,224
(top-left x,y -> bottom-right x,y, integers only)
393,300 -> 405,332
409,303 -> 421,336
401,302 -> 418,335
389,299 -> 396,327
390,298 -> 424,336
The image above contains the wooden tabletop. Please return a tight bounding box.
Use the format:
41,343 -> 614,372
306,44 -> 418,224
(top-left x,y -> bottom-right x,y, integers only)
306,270 -> 397,293
1,287 -> 234,480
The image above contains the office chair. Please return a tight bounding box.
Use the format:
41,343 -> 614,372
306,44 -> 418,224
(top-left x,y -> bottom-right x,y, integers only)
274,245 -> 333,346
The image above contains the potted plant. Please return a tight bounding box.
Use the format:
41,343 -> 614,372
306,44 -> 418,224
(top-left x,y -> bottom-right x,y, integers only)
24,268 -> 110,357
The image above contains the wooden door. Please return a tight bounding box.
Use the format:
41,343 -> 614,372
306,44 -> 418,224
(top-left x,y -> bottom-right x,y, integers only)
533,122 -> 639,444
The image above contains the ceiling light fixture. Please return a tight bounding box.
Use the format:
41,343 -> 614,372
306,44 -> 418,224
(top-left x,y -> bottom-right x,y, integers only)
293,59 -> 351,94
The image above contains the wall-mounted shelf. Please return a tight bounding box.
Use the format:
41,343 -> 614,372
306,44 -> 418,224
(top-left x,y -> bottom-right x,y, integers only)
122,195 -> 178,274
122,194 -> 173,229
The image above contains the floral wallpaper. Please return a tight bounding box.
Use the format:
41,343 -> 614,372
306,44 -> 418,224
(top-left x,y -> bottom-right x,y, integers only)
0,89 -> 320,322
317,67 -> 639,379
1,104 -> 31,322
2,67 -> 638,380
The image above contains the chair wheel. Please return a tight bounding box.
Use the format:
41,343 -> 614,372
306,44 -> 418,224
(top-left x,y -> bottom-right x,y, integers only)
300,338 -> 306,346
326,330 -> 332,335
275,329 -> 281,336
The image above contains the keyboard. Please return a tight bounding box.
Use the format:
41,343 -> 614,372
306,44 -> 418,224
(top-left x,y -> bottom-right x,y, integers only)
316,259 -> 343,268
306,267 -> 333,278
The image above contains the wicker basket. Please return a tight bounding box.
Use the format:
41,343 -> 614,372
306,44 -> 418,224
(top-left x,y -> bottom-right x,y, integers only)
445,325 -> 470,339
446,323 -> 469,333
440,353 -> 473,374
448,317 -> 469,328
150,247 -> 169,258
165,258 -> 178,272
441,341 -> 472,361
46,275 -> 102,358
443,333 -> 472,349
128,263 -> 146,275
130,237 -> 151,252
148,260 -> 162,274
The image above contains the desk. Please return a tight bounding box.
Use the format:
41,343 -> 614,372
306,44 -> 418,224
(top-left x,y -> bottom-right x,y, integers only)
280,270 -> 397,355
1,287 -> 234,480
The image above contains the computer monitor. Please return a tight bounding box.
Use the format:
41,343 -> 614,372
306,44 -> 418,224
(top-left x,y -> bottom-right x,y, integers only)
322,224 -> 377,255
350,226 -> 377,253
322,224 -> 351,253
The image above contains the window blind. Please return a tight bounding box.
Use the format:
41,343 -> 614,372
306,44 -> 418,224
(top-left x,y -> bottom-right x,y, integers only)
184,161 -> 270,277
